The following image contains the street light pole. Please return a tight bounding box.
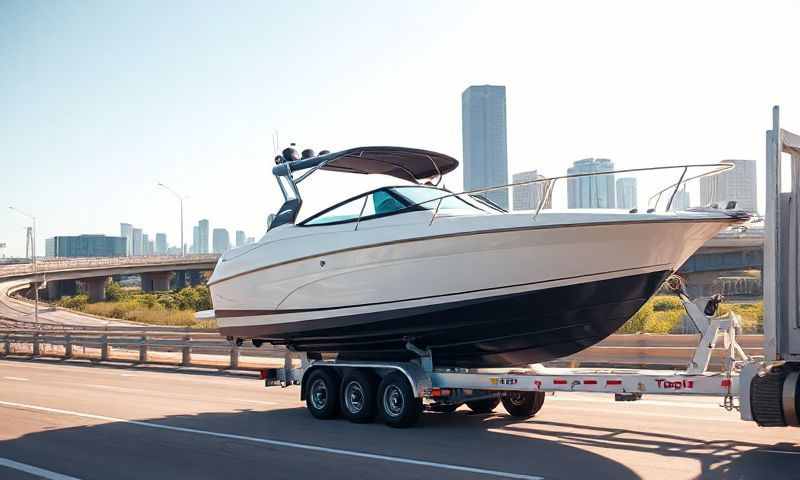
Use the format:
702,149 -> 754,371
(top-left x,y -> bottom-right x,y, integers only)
157,182 -> 185,257
9,206 -> 38,323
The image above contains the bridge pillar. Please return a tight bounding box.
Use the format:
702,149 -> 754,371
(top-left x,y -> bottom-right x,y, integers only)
173,271 -> 187,290
81,276 -> 110,302
141,272 -> 172,292
46,279 -> 77,301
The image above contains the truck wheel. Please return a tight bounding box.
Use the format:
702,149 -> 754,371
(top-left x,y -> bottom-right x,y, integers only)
501,391 -> 545,418
466,397 -> 500,413
340,369 -> 378,423
429,403 -> 461,413
377,372 -> 422,428
305,369 -> 340,419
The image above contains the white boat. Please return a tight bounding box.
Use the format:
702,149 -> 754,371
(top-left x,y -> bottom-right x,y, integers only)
208,147 -> 749,367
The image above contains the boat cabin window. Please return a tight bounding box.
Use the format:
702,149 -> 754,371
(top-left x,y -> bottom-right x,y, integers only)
302,189 -> 411,226
301,186 -> 487,227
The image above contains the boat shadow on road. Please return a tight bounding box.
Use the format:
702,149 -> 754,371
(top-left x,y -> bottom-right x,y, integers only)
0,403 -> 796,480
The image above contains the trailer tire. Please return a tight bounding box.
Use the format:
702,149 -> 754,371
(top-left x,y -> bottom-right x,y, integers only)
305,369 -> 340,420
340,369 -> 378,423
502,391 -> 545,418
377,372 -> 422,428
466,397 -> 500,413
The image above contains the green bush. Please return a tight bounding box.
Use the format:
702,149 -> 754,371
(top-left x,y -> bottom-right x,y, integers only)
58,294 -> 89,311
651,296 -> 683,312
618,299 -> 654,333
644,310 -> 685,334
104,282 -> 128,302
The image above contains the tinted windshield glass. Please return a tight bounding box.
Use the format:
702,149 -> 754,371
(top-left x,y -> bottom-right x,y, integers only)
391,186 -> 483,211
303,189 -> 411,226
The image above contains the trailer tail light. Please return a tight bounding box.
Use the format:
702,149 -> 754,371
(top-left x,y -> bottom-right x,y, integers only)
430,388 -> 451,398
721,379 -> 731,387
259,370 -> 268,380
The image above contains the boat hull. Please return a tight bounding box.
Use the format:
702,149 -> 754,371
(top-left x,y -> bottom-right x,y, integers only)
219,269 -> 670,367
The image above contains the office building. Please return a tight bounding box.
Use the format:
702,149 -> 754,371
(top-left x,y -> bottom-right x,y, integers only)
131,228 -> 143,256
266,214 -> 275,229
142,234 -> 150,255
235,230 -> 246,248
192,226 -> 199,254
120,223 -> 133,256
567,158 -> 616,209
512,170 -> 550,211
212,228 -> 230,254
46,235 -> 126,258
672,189 -> 691,210
198,219 -> 210,254
155,233 -> 167,254
699,159 -> 757,212
616,177 -> 638,210
462,85 -> 509,209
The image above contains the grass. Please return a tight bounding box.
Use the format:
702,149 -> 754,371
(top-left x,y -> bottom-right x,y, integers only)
617,295 -> 764,334
57,284 -> 216,328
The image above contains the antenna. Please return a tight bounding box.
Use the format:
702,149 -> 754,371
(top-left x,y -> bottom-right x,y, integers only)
272,130 -> 280,157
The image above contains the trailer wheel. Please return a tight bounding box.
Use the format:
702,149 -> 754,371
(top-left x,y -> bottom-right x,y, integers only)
429,403 -> 461,413
305,369 -> 340,419
466,397 -> 500,413
340,369 -> 378,423
501,391 -> 545,418
377,372 -> 422,428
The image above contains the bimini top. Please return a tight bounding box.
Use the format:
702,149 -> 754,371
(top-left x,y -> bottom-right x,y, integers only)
272,146 -> 459,184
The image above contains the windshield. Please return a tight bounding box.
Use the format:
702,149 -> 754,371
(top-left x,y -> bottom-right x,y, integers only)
390,186 -> 485,211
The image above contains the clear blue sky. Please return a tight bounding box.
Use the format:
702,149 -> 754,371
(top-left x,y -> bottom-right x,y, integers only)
2,0 -> 799,257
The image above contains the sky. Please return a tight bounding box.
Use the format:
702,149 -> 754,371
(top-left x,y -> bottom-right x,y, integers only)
1,0 -> 799,257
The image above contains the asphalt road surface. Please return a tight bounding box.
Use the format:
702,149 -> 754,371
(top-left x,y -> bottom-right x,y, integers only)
0,359 -> 797,480
0,280 -> 136,327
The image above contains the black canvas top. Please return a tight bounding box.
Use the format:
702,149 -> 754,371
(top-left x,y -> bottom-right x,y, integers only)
273,146 -> 459,184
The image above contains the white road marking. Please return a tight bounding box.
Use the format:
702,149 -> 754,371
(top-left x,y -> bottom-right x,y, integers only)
2,376 -> 28,381
0,400 -> 543,480
0,457 -> 82,480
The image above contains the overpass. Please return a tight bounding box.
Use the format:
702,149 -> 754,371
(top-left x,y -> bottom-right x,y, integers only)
0,255 -> 219,302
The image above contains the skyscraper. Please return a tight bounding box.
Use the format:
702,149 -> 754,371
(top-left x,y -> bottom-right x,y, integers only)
512,170 -> 550,211
155,233 -> 167,254
192,226 -> 199,254
47,235 -> 126,257
120,223 -> 133,256
615,177 -> 637,210
672,188 -> 691,210
142,234 -> 150,255
567,158 -> 616,209
198,219 -> 210,254
462,85 -> 509,209
235,230 -> 246,248
212,228 -> 230,254
132,228 -> 143,256
699,159 -> 757,212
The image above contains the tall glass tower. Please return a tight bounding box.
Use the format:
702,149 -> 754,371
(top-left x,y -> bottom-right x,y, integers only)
567,158 -> 616,209
462,85 -> 509,209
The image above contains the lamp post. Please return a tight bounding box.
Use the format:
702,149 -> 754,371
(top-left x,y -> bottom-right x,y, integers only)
9,206 -> 38,323
157,182 -> 185,256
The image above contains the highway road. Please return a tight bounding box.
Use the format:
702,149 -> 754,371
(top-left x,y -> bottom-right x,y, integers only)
0,359 -> 797,480
0,280 -> 136,328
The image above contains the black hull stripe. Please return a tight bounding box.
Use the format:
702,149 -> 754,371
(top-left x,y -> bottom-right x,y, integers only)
215,263 -> 671,318
208,217 -> 736,287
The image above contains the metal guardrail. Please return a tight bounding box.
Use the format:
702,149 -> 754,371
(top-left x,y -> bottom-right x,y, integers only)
0,327 -> 285,370
0,327 -> 766,371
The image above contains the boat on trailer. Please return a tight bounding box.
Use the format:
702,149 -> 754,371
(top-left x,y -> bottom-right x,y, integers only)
208,146 -> 749,368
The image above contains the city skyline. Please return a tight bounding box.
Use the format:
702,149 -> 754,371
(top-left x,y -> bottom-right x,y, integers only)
2,2 -> 798,256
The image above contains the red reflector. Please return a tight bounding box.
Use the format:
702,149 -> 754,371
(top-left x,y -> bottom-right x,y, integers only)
606,380 -> 622,385
721,379 -> 731,387
553,379 -> 567,385
430,388 -> 442,397
583,379 -> 598,385
259,370 -> 267,380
